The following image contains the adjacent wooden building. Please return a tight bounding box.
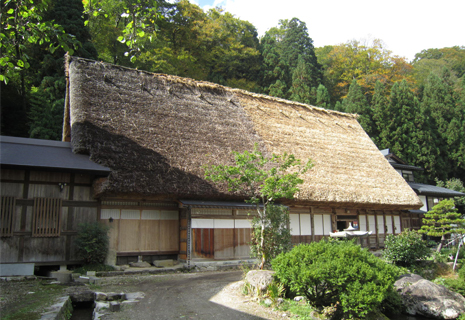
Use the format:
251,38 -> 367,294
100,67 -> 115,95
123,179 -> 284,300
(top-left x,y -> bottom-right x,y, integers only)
0,136 -> 110,272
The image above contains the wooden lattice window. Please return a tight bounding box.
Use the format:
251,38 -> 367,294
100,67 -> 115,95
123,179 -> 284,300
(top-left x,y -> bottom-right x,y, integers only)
1,196 -> 16,237
32,198 -> 62,237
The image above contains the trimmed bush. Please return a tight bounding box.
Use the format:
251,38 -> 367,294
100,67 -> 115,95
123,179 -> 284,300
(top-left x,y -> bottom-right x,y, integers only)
383,229 -> 430,266
272,240 -> 400,319
75,222 -> 110,265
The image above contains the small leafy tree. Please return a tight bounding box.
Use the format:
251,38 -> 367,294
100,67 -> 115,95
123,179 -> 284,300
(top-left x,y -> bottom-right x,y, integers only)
420,199 -> 465,252
250,204 -> 291,267
75,222 -> 110,265
204,144 -> 312,269
383,229 -> 430,266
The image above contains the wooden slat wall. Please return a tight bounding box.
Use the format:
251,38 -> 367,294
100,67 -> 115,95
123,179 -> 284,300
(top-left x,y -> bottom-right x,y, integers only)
1,196 -> 16,237
32,198 -> 62,237
1,169 -> 99,264
192,228 -> 214,258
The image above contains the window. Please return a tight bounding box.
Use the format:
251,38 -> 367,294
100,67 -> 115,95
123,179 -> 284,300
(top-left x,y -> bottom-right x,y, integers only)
1,196 -> 16,237
402,171 -> 414,182
32,198 -> 62,237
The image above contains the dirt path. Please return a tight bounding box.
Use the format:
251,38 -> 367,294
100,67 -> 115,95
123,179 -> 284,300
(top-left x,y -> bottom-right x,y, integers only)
99,271 -> 286,320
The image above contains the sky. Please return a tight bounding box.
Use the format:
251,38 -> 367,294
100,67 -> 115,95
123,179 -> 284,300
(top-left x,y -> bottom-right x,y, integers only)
189,0 -> 464,62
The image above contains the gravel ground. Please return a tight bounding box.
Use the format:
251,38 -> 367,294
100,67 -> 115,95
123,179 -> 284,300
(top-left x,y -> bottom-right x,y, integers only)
0,270 -> 288,320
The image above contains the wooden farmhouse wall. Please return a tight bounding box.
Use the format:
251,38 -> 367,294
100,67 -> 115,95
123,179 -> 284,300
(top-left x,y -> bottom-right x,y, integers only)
0,168 -> 98,265
98,200 -> 180,265
288,207 -> 418,250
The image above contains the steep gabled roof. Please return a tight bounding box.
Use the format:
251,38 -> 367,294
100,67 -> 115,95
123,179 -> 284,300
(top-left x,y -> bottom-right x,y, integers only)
63,56 -> 422,209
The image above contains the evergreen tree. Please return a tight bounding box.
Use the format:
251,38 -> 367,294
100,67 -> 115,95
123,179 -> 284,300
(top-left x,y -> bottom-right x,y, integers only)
371,81 -> 389,146
381,80 -> 420,165
260,33 -> 289,98
288,55 -> 314,104
281,18 -> 322,89
420,69 -> 457,179
342,79 -> 373,136
316,84 -> 330,109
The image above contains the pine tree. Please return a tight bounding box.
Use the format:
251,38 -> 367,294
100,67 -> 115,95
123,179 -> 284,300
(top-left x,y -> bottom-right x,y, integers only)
420,199 -> 465,252
342,79 -> 374,136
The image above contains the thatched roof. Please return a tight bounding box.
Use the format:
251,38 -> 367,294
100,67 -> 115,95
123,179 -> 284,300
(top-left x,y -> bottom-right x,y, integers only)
64,56 -> 422,210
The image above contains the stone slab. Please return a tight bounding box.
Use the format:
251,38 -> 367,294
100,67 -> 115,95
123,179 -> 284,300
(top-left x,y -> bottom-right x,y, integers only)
0,263 -> 34,276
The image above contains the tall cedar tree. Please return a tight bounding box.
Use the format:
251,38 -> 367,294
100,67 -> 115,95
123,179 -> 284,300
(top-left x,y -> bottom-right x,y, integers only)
379,80 -> 420,165
342,79 -> 374,137
288,55 -> 315,104
421,69 -> 457,180
28,0 -> 97,140
260,33 -> 289,98
371,81 -> 389,146
316,84 -> 331,109
281,18 -> 322,90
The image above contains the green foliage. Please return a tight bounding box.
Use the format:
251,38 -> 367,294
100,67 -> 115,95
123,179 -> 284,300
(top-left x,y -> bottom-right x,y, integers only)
250,204 -> 291,268
272,241 -> 401,319
205,144 -> 312,269
436,178 -> 465,207
73,264 -> 115,274
1,0 -> 79,85
342,79 -> 373,136
75,222 -> 110,265
420,199 -> 465,252
442,277 -> 465,297
459,264 -> 465,280
383,229 -> 431,266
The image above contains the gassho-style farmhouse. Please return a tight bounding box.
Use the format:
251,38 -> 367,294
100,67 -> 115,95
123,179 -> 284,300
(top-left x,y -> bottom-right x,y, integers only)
1,56 -> 427,273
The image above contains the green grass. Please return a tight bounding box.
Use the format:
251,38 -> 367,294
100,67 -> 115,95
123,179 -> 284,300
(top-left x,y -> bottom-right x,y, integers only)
275,299 -> 320,319
1,282 -> 66,320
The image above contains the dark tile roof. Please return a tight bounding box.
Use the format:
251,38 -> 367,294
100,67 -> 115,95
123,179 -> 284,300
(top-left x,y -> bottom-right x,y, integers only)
390,163 -> 424,171
408,182 -> 465,197
0,136 -> 110,175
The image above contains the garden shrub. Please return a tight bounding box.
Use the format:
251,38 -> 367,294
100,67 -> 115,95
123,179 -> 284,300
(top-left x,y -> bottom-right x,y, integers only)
383,229 -> 430,266
75,222 -> 110,265
459,264 -> 465,280
272,240 -> 401,319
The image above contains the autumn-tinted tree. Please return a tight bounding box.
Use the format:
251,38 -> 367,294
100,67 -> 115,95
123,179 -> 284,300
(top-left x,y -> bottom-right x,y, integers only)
321,39 -> 414,103
413,46 -> 465,87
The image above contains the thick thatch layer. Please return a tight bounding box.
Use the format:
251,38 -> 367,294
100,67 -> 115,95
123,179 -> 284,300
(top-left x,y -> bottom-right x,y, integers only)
64,56 -> 422,210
